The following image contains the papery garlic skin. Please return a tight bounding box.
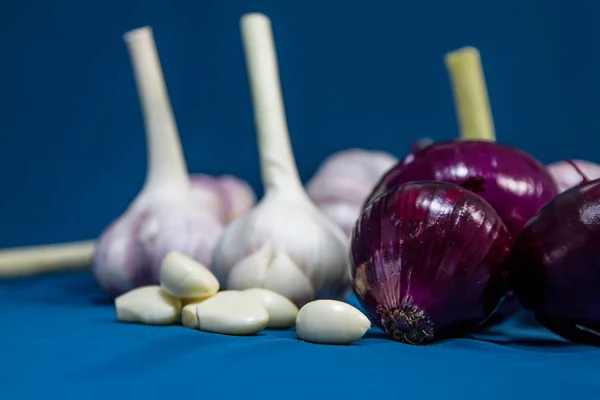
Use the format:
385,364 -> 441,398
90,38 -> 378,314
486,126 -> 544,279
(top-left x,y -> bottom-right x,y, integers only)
190,174 -> 257,223
547,160 -> 600,193
306,149 -> 397,235
189,175 -> 226,220
215,175 -> 257,222
212,190 -> 350,307
93,194 -> 224,297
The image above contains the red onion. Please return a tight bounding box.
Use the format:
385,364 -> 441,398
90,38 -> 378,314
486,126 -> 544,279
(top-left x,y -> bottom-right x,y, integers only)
366,140 -> 558,236
350,181 -> 512,344
508,179 -> 600,346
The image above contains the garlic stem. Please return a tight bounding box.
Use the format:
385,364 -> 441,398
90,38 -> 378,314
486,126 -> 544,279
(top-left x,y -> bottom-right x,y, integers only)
445,47 -> 496,142
124,27 -> 190,193
0,240 -> 95,277
241,13 -> 303,193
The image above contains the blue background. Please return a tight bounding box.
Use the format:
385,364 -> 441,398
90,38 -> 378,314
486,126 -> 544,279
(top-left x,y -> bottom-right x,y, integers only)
2,0 -> 600,399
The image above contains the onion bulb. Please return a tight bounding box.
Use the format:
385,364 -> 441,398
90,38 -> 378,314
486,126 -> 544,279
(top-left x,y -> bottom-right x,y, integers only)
366,48 -> 557,237
350,181 -> 512,344
509,179 -> 600,346
368,141 -> 558,236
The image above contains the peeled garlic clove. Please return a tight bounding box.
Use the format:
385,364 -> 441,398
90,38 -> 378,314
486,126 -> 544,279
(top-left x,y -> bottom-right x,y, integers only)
181,296 -> 213,328
244,288 -> 299,329
115,285 -> 182,325
195,291 -> 269,335
159,251 -> 219,298
296,300 -> 371,345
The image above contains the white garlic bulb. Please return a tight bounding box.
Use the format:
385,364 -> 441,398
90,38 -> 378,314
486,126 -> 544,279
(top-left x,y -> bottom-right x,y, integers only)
92,27 -> 224,296
306,149 -> 397,235
189,174 -> 257,223
211,13 -> 350,307
547,159 -> 600,193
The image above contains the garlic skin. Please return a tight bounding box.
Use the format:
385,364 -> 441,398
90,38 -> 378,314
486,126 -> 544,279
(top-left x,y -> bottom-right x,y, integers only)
212,14 -> 351,308
547,160 -> 600,193
94,191 -> 224,297
306,149 -> 398,235
92,27 -> 224,297
189,174 -> 257,223
213,190 -> 350,307
189,176 -> 226,220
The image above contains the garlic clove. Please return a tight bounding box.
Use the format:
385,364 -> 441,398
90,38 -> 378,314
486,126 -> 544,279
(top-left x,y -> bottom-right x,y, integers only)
243,288 -> 299,329
159,251 -> 220,299
115,285 -> 182,325
296,300 -> 371,345
181,295 -> 214,328
195,291 -> 269,335
224,240 -> 315,306
261,248 -> 316,307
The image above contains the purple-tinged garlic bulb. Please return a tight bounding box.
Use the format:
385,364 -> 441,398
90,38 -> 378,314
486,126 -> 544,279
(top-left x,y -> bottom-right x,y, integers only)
306,149 -> 397,236
211,13 -> 350,308
190,174 -> 257,223
547,159 -> 600,193
92,27 -> 224,296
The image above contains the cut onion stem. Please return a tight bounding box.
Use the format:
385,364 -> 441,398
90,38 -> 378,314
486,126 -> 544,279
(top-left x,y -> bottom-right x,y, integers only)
0,240 -> 95,277
124,27 -> 190,195
445,47 -> 496,142
241,13 -> 303,193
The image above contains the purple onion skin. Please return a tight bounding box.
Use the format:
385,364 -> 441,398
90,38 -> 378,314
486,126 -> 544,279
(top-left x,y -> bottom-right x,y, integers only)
366,140 -> 558,237
350,181 -> 512,344
508,179 -> 600,346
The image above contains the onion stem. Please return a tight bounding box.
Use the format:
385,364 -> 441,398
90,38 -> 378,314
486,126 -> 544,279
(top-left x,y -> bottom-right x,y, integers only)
241,13 -> 303,193
124,27 -> 190,194
445,47 -> 496,142
0,240 -> 95,277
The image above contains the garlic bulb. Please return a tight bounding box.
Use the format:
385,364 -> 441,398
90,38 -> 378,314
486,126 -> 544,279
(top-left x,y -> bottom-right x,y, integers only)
92,27 -> 224,296
211,13 -> 350,307
306,149 -> 397,235
190,174 -> 256,223
547,159 -> 600,193
0,173 -> 254,279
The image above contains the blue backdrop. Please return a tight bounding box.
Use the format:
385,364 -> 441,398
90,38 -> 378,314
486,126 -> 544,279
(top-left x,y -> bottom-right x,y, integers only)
2,2 -> 600,399
1,0 -> 597,248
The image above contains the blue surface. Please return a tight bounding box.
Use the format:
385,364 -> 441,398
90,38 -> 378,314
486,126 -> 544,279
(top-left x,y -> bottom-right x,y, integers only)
1,272 -> 599,399
2,0 -> 600,399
